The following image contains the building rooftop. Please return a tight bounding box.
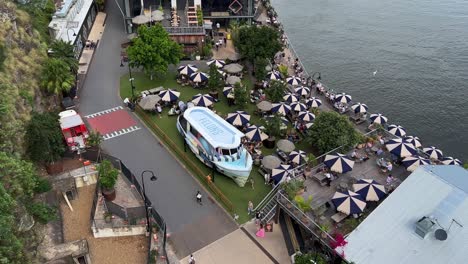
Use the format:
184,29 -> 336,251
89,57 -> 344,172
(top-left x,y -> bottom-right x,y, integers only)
343,165 -> 468,264
48,0 -> 94,43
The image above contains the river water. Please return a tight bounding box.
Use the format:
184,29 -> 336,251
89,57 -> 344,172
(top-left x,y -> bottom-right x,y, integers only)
270,0 -> 468,161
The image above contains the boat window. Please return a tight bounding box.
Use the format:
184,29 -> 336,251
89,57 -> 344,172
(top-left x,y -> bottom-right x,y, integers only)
230,148 -> 238,155
221,149 -> 230,155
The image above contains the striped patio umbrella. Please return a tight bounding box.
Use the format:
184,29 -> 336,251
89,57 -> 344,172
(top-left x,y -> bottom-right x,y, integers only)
245,125 -> 268,142
223,86 -> 234,96
298,111 -> 315,122
423,146 -> 444,160
351,103 -> 368,114
283,93 -> 299,103
305,97 -> 322,108
324,153 -> 355,173
290,102 -> 307,112
289,150 -> 307,164
442,157 -> 462,166
191,94 -> 214,107
218,69 -> 227,77
387,124 -> 406,137
159,89 -> 180,102
286,76 -> 301,86
271,164 -> 292,184
402,155 -> 430,172
334,93 -> 352,104
207,59 -> 225,68
353,179 -> 386,202
276,139 -> 295,153
332,190 -> 367,215
369,113 -> 388,125
226,111 -> 251,126
271,102 -> 291,116
190,72 -> 209,83
177,64 -> 198,75
404,136 -> 422,148
386,138 -> 417,157
294,86 -> 310,96
266,71 -> 281,80
305,122 -> 314,129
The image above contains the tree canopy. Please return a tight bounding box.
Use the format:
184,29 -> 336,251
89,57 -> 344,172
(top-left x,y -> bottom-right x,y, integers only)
207,64 -> 223,92
266,80 -> 286,102
233,82 -> 249,109
306,111 -> 362,153
234,25 -> 282,63
41,58 -> 75,95
49,39 -> 78,72
127,24 -> 183,79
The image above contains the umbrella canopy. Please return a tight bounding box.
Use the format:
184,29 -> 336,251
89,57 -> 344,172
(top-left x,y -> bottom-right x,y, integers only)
289,150 -> 307,164
332,190 -> 367,215
207,59 -> 225,68
334,93 -> 352,104
298,111 -> 315,122
283,93 -> 299,103
138,95 -> 161,110
159,89 -> 180,102
227,52 -> 240,61
387,124 -> 406,137
404,136 -> 422,148
305,122 -> 314,129
177,64 -> 198,76
132,15 -> 150,24
223,86 -> 234,96
306,97 -> 322,108
262,155 -> 282,170
290,102 -> 307,112
286,76 -> 301,86
353,179 -> 386,201
324,153 -> 355,173
351,103 -> 368,114
423,146 -> 444,160
271,164 -> 292,184
190,72 -> 209,83
294,86 -> 310,96
386,138 -> 417,157
266,71 -> 281,80
369,113 -> 388,125
226,111 -> 251,126
402,155 -> 430,172
191,94 -> 214,107
223,63 -> 243,74
271,102 -> 291,116
442,157 -> 462,166
277,139 -> 295,153
245,125 -> 268,142
226,75 -> 241,85
150,10 -> 164,21
256,101 -> 272,111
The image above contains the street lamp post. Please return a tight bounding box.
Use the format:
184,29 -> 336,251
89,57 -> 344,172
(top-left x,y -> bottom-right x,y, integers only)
141,170 -> 158,235
120,59 -> 136,99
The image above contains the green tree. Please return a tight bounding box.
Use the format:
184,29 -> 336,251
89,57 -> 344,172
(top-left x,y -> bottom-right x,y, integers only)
27,202 -> 57,224
265,80 -> 286,102
41,58 -> 75,96
306,111 -> 362,153
98,160 -> 119,190
254,57 -> 268,79
49,39 -> 78,72
233,82 -> 249,109
207,64 -> 223,92
127,24 -> 183,79
25,112 -> 65,164
233,26 -> 282,64
263,113 -> 282,139
0,152 -> 39,199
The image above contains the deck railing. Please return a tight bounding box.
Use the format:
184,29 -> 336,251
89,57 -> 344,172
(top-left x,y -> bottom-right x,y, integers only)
163,26 -> 205,35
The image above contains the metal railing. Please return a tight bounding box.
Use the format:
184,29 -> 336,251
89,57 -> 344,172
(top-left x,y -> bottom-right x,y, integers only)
163,26 -> 205,35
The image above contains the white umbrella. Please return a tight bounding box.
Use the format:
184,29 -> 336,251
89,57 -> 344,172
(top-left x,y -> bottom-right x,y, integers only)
351,103 -> 368,114
266,71 -> 281,80
423,146 -> 443,160
271,102 -> 291,116
226,75 -> 241,85
353,179 -> 386,201
191,94 -> 214,107
334,93 -> 352,104
245,125 -> 268,142
290,102 -> 307,112
306,97 -> 322,108
286,76 -> 301,86
177,64 -> 198,76
132,15 -> 150,25
283,93 -> 299,103
271,164 -> 292,183
402,156 -> 430,172
332,190 -> 367,215
224,63 -> 244,74
190,72 -> 209,83
294,86 -> 310,96
387,124 -> 406,137
369,113 -> 388,125
226,111 -> 250,126
298,111 -> 315,122
404,136 -> 422,148
324,153 -> 355,173
442,157 -> 462,166
207,59 -> 225,68
276,139 -> 295,153
159,89 -> 180,102
289,150 -> 307,164
386,138 -> 417,157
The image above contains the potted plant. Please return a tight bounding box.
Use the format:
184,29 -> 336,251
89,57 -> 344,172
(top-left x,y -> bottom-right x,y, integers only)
86,130 -> 102,150
104,212 -> 112,223
319,223 -> 330,239
207,64 -> 222,99
303,153 -> 317,178
98,160 -> 119,201
262,113 -> 282,149
294,195 -> 313,213
282,180 -> 305,200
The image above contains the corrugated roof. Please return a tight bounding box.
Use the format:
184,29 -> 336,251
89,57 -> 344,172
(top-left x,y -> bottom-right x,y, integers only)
60,114 -> 84,129
344,165 -> 468,264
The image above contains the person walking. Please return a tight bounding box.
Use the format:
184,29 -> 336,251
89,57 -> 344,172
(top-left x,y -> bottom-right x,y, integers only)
255,210 -> 263,225
248,201 -> 254,215
188,254 -> 196,264
224,37 -> 227,47
196,191 -> 202,205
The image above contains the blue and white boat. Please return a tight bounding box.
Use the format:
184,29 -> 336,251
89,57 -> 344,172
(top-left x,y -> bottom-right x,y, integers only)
177,107 -> 253,187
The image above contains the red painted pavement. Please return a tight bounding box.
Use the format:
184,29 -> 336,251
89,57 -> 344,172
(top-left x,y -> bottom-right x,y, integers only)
86,110 -> 137,135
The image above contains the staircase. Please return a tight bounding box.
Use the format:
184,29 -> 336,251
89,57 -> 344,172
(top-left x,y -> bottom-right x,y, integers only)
261,196 -> 277,223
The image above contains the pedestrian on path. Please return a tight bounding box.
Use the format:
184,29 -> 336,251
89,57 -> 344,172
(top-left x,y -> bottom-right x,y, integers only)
224,37 -> 227,47
156,103 -> 162,118
255,210 -> 263,225
196,191 -> 202,205
248,201 -> 254,215
189,254 -> 196,264
256,223 -> 265,238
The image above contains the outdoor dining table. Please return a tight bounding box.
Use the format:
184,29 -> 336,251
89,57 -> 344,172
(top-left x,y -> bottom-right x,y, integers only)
312,172 -> 330,186
376,158 -> 390,168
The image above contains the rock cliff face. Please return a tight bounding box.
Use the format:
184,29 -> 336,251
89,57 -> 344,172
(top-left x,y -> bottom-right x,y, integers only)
0,0 -> 53,154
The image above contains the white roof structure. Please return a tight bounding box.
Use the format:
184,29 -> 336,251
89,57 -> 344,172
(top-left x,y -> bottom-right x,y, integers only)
343,165 -> 468,264
48,0 -> 94,43
183,107 -> 244,149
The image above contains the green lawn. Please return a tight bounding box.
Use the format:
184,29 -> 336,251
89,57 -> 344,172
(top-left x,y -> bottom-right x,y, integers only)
120,71 -> 276,223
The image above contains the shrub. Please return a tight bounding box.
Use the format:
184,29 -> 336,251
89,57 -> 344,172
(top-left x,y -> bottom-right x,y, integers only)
34,177 -> 52,194
98,160 -> 119,190
28,202 -> 57,224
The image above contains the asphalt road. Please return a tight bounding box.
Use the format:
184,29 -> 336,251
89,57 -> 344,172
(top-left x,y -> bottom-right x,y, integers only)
78,1 -> 237,258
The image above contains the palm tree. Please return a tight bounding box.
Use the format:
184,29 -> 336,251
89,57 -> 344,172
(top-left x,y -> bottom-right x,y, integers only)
41,58 -> 75,97
49,40 -> 78,73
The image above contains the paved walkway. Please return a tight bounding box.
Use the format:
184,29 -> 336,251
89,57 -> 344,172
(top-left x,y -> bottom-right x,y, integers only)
77,1 -> 237,259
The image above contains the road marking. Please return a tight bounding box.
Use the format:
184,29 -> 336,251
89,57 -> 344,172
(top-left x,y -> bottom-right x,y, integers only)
102,126 -> 141,141
84,106 -> 123,119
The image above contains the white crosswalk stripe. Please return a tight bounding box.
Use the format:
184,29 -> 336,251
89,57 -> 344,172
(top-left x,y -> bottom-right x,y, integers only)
102,126 -> 141,141
84,106 -> 123,119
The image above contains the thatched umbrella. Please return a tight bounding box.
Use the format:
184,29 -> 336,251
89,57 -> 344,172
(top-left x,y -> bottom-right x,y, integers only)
132,15 -> 150,25
151,10 -> 164,21
226,75 -> 241,85
277,139 -> 295,153
262,155 -> 282,170
224,63 -> 244,74
256,101 -> 272,112
138,95 -> 161,110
